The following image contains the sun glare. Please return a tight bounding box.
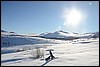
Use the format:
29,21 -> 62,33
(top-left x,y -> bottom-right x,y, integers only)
67,9 -> 82,26
64,8 -> 82,26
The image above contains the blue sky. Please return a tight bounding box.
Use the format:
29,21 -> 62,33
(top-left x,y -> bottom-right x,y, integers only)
1,1 -> 99,34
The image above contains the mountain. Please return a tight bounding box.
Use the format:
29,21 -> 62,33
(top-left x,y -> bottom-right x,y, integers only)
39,30 -> 79,40
91,31 -> 99,38
39,30 -> 99,40
1,30 -> 17,36
39,32 -> 49,36
1,30 -> 99,47
1,30 -> 8,32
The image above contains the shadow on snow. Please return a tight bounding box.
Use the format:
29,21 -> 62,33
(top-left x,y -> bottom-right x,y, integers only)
41,59 -> 53,66
1,58 -> 23,63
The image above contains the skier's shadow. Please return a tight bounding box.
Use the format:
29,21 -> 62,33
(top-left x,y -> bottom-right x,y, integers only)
41,59 -> 52,66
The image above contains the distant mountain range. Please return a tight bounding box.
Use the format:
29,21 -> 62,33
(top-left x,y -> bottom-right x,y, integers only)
1,30 -> 99,39
39,30 -> 99,39
1,30 -> 99,47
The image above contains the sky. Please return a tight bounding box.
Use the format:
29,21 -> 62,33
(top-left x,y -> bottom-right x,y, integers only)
1,1 -> 99,34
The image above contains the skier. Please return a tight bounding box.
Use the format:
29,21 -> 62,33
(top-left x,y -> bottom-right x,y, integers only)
45,49 -> 56,61
49,50 -> 55,59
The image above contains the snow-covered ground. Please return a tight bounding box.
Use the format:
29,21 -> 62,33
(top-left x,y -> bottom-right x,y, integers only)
1,38 -> 99,66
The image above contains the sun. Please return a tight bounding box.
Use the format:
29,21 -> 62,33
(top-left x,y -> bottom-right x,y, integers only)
67,8 -> 82,27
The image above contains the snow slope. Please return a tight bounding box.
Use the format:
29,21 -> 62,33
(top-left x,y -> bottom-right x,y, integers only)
1,38 -> 99,66
1,32 -> 64,47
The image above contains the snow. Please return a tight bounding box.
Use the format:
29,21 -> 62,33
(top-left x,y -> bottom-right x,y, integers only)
1,30 -> 99,66
1,38 -> 99,66
1,34 -> 65,47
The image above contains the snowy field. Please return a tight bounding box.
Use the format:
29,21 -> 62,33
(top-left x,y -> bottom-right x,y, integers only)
1,38 -> 99,66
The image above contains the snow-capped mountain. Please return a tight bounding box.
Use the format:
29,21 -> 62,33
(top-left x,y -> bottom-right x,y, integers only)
39,30 -> 79,40
39,30 -> 99,39
1,30 -> 99,47
40,30 -> 76,38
